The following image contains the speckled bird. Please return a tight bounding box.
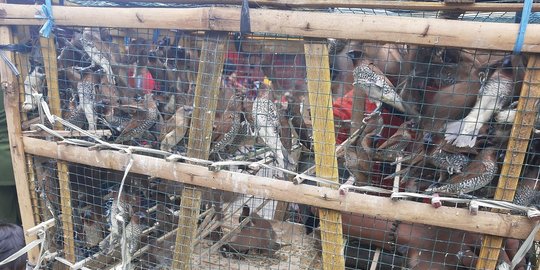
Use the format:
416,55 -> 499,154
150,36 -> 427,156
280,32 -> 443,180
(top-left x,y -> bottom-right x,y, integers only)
426,147 -> 498,195
211,112 -> 241,157
115,94 -> 159,144
513,165 -> 540,207
425,135 -> 471,175
224,119 -> 253,155
249,85 -> 294,171
79,28 -> 116,85
77,78 -> 98,131
81,209 -> 104,249
352,62 -> 418,117
63,92 -> 87,128
445,57 -> 519,147
99,191 -> 133,254
125,213 -> 145,255
210,85 -> 244,158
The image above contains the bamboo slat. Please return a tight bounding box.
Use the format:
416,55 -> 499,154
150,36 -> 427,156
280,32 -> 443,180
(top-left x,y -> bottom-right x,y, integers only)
0,18 -> 39,264
171,31 -> 227,269
39,35 -> 76,264
1,5 -> 540,52
476,55 -> 540,270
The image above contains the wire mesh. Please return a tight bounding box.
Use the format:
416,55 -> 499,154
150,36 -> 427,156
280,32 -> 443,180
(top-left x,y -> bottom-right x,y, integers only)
4,4 -> 540,269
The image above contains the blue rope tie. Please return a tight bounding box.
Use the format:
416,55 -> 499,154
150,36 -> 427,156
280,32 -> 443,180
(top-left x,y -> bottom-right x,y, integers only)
513,0 -> 533,55
152,29 -> 160,44
35,0 -> 55,38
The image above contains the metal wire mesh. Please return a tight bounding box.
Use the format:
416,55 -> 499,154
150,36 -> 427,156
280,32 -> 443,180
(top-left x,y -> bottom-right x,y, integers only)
5,5 -> 539,269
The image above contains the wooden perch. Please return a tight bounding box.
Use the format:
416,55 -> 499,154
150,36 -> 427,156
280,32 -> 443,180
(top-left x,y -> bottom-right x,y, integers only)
23,136 -> 540,241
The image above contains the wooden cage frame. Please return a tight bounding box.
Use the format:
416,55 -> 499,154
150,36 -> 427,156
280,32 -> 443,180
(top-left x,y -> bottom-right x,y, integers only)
1,1 -> 540,269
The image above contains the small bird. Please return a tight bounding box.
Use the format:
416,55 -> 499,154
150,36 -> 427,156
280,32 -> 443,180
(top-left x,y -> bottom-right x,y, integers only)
22,66 -> 46,112
248,83 -> 295,171
81,209 -> 104,250
373,119 -> 418,162
159,105 -> 192,152
344,111 -> 384,185
77,72 -> 99,131
425,134 -> 471,176
495,101 -> 540,135
513,165 -> 540,207
352,62 -> 419,117
99,191 -> 133,254
445,56 -> 522,147
224,119 -> 253,155
63,92 -> 87,129
115,94 -> 159,144
124,212 -> 145,255
79,28 -> 116,85
426,146 -> 498,195
220,204 -> 282,258
210,80 -> 244,158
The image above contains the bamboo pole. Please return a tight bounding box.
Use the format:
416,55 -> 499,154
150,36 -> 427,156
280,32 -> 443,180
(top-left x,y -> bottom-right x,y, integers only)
12,25 -> 43,225
39,35 -> 76,264
1,5 -> 540,53
476,55 -> 540,270
22,136 -> 540,241
304,42 -> 345,270
0,23 -> 40,263
104,0 -> 540,12
171,31 -> 227,269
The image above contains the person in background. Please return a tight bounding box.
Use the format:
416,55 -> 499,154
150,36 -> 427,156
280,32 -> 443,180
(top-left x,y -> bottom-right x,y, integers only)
0,92 -> 21,225
0,222 -> 27,270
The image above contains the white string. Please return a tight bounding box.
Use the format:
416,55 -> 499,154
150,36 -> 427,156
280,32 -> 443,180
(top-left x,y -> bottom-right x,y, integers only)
511,221 -> 540,270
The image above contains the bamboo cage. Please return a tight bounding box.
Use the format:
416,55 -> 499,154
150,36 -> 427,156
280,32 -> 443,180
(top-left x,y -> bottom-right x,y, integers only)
1,1 -> 540,270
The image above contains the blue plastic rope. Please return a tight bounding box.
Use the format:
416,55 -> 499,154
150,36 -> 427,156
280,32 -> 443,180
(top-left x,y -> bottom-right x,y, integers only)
513,0 -> 533,54
152,29 -> 160,44
35,0 -> 55,38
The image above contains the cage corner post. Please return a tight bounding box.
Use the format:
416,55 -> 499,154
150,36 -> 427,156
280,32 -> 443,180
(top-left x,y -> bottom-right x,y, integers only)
476,54 -> 540,269
39,34 -> 77,265
0,22 -> 40,264
171,31 -> 228,269
304,41 -> 346,270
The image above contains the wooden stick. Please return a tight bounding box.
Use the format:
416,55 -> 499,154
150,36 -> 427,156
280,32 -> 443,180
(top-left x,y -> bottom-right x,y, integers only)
0,15 -> 39,263
1,5 -> 540,53
171,31 -> 227,270
369,248 -> 381,270
24,136 -> 540,241
476,55 -> 540,270
40,34 -> 77,265
304,42 -> 345,270
95,0 -> 540,12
